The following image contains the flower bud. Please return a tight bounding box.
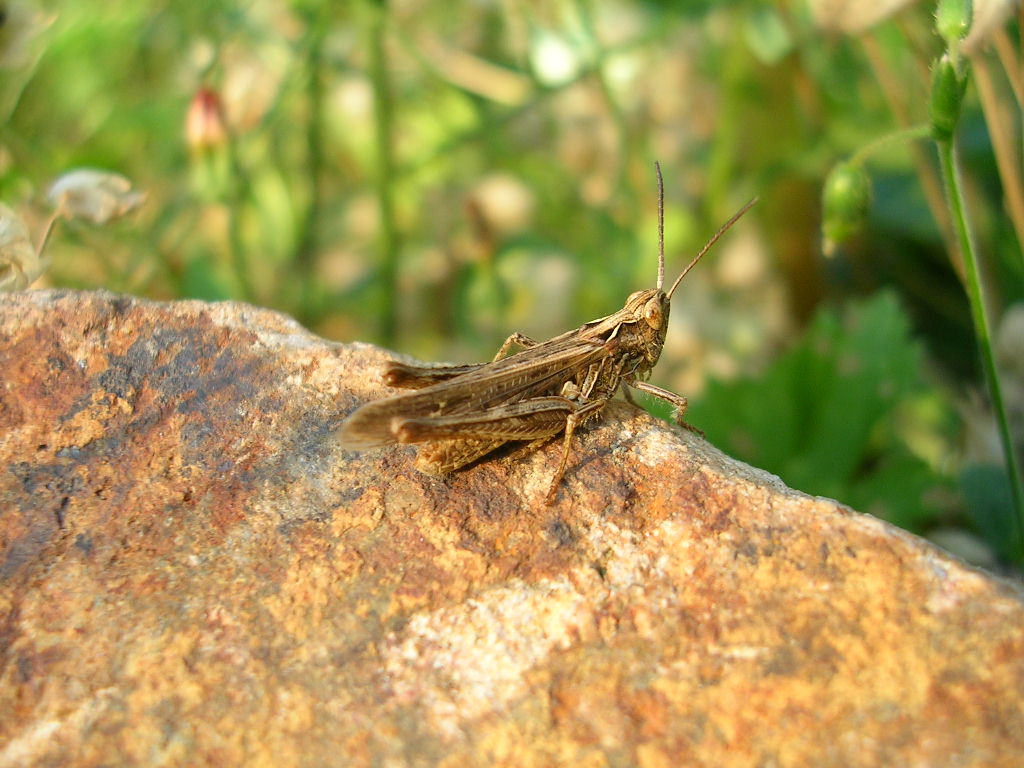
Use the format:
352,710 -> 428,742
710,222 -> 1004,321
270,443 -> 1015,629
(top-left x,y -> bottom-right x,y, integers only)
936,0 -> 972,47
929,55 -> 968,142
822,161 -> 871,255
186,87 -> 228,152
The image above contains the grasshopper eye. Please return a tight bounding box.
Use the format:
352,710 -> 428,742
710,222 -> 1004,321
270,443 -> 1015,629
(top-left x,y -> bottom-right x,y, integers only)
644,297 -> 664,328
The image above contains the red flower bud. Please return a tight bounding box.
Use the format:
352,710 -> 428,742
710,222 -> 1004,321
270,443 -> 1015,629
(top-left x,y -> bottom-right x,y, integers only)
186,87 -> 228,152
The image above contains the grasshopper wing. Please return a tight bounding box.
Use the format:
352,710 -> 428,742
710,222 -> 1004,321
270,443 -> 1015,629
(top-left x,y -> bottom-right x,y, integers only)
338,337 -> 608,450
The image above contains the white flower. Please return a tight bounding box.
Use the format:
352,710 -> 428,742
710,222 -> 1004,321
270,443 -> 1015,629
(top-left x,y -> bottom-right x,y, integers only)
48,169 -> 145,224
0,203 -> 43,291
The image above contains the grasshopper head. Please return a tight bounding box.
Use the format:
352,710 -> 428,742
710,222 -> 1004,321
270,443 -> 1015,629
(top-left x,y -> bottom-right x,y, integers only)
622,163 -> 756,373
622,288 -> 671,366
625,288 -> 670,331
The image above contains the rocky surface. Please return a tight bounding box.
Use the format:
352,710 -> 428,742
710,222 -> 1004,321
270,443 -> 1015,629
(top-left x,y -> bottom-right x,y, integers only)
1,289 -> 1022,767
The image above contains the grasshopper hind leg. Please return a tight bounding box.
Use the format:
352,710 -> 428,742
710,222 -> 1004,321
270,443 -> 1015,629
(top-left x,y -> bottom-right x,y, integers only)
492,332 -> 539,361
385,361 -> 484,389
415,437 -> 509,475
383,331 -> 540,390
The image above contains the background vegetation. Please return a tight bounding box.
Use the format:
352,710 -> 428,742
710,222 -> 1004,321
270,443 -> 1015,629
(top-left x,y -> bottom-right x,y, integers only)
2,0 -> 1022,567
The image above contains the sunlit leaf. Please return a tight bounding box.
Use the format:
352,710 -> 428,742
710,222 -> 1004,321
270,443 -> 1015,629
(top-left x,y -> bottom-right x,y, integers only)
529,29 -> 582,87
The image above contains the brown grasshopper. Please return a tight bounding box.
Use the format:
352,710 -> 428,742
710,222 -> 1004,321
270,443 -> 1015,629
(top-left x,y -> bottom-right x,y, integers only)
340,164 -> 756,504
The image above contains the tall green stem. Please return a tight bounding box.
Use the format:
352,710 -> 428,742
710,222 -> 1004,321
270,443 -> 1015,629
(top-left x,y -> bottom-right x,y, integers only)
367,0 -> 399,346
936,138 -> 1024,553
225,138 -> 254,302
294,20 -> 327,326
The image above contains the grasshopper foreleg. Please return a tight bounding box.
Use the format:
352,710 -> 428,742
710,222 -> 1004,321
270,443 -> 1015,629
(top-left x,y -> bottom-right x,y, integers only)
544,398 -> 607,505
620,384 -> 639,408
628,380 -> 703,436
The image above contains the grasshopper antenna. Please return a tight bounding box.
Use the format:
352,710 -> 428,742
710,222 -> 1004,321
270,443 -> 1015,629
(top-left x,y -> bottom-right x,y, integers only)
655,161 -> 665,292
666,196 -> 759,300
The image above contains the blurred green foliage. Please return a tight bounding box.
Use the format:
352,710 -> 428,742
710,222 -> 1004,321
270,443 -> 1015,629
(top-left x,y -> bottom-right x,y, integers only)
686,292 -> 954,533
2,0 -> 1022,563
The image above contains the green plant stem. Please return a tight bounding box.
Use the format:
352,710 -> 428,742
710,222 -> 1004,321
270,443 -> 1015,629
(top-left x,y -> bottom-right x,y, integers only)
575,0 -> 629,192
849,125 -> 930,166
367,0 -> 399,347
221,128 -> 255,302
937,137 -> 1024,553
862,34 -> 960,279
294,20 -> 327,326
704,16 -> 746,218
35,212 -> 61,257
971,53 -> 1024,267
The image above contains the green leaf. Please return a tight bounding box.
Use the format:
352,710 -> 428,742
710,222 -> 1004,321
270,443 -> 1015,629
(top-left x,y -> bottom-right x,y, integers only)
961,464 -> 1021,562
688,291 -> 952,532
182,256 -> 233,302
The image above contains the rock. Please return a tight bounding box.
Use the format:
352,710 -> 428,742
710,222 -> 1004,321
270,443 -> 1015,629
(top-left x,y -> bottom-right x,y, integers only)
1,289 -> 1022,767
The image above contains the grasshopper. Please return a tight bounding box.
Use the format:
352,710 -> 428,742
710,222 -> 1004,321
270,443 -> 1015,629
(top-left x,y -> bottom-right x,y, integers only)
340,164 -> 756,504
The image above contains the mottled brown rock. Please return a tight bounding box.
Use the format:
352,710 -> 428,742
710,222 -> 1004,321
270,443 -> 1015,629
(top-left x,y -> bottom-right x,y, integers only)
1,289 -> 1022,767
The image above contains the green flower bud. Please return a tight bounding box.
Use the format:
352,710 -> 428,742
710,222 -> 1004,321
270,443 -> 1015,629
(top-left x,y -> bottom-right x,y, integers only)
936,0 -> 972,47
929,54 -> 968,142
822,161 -> 871,255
